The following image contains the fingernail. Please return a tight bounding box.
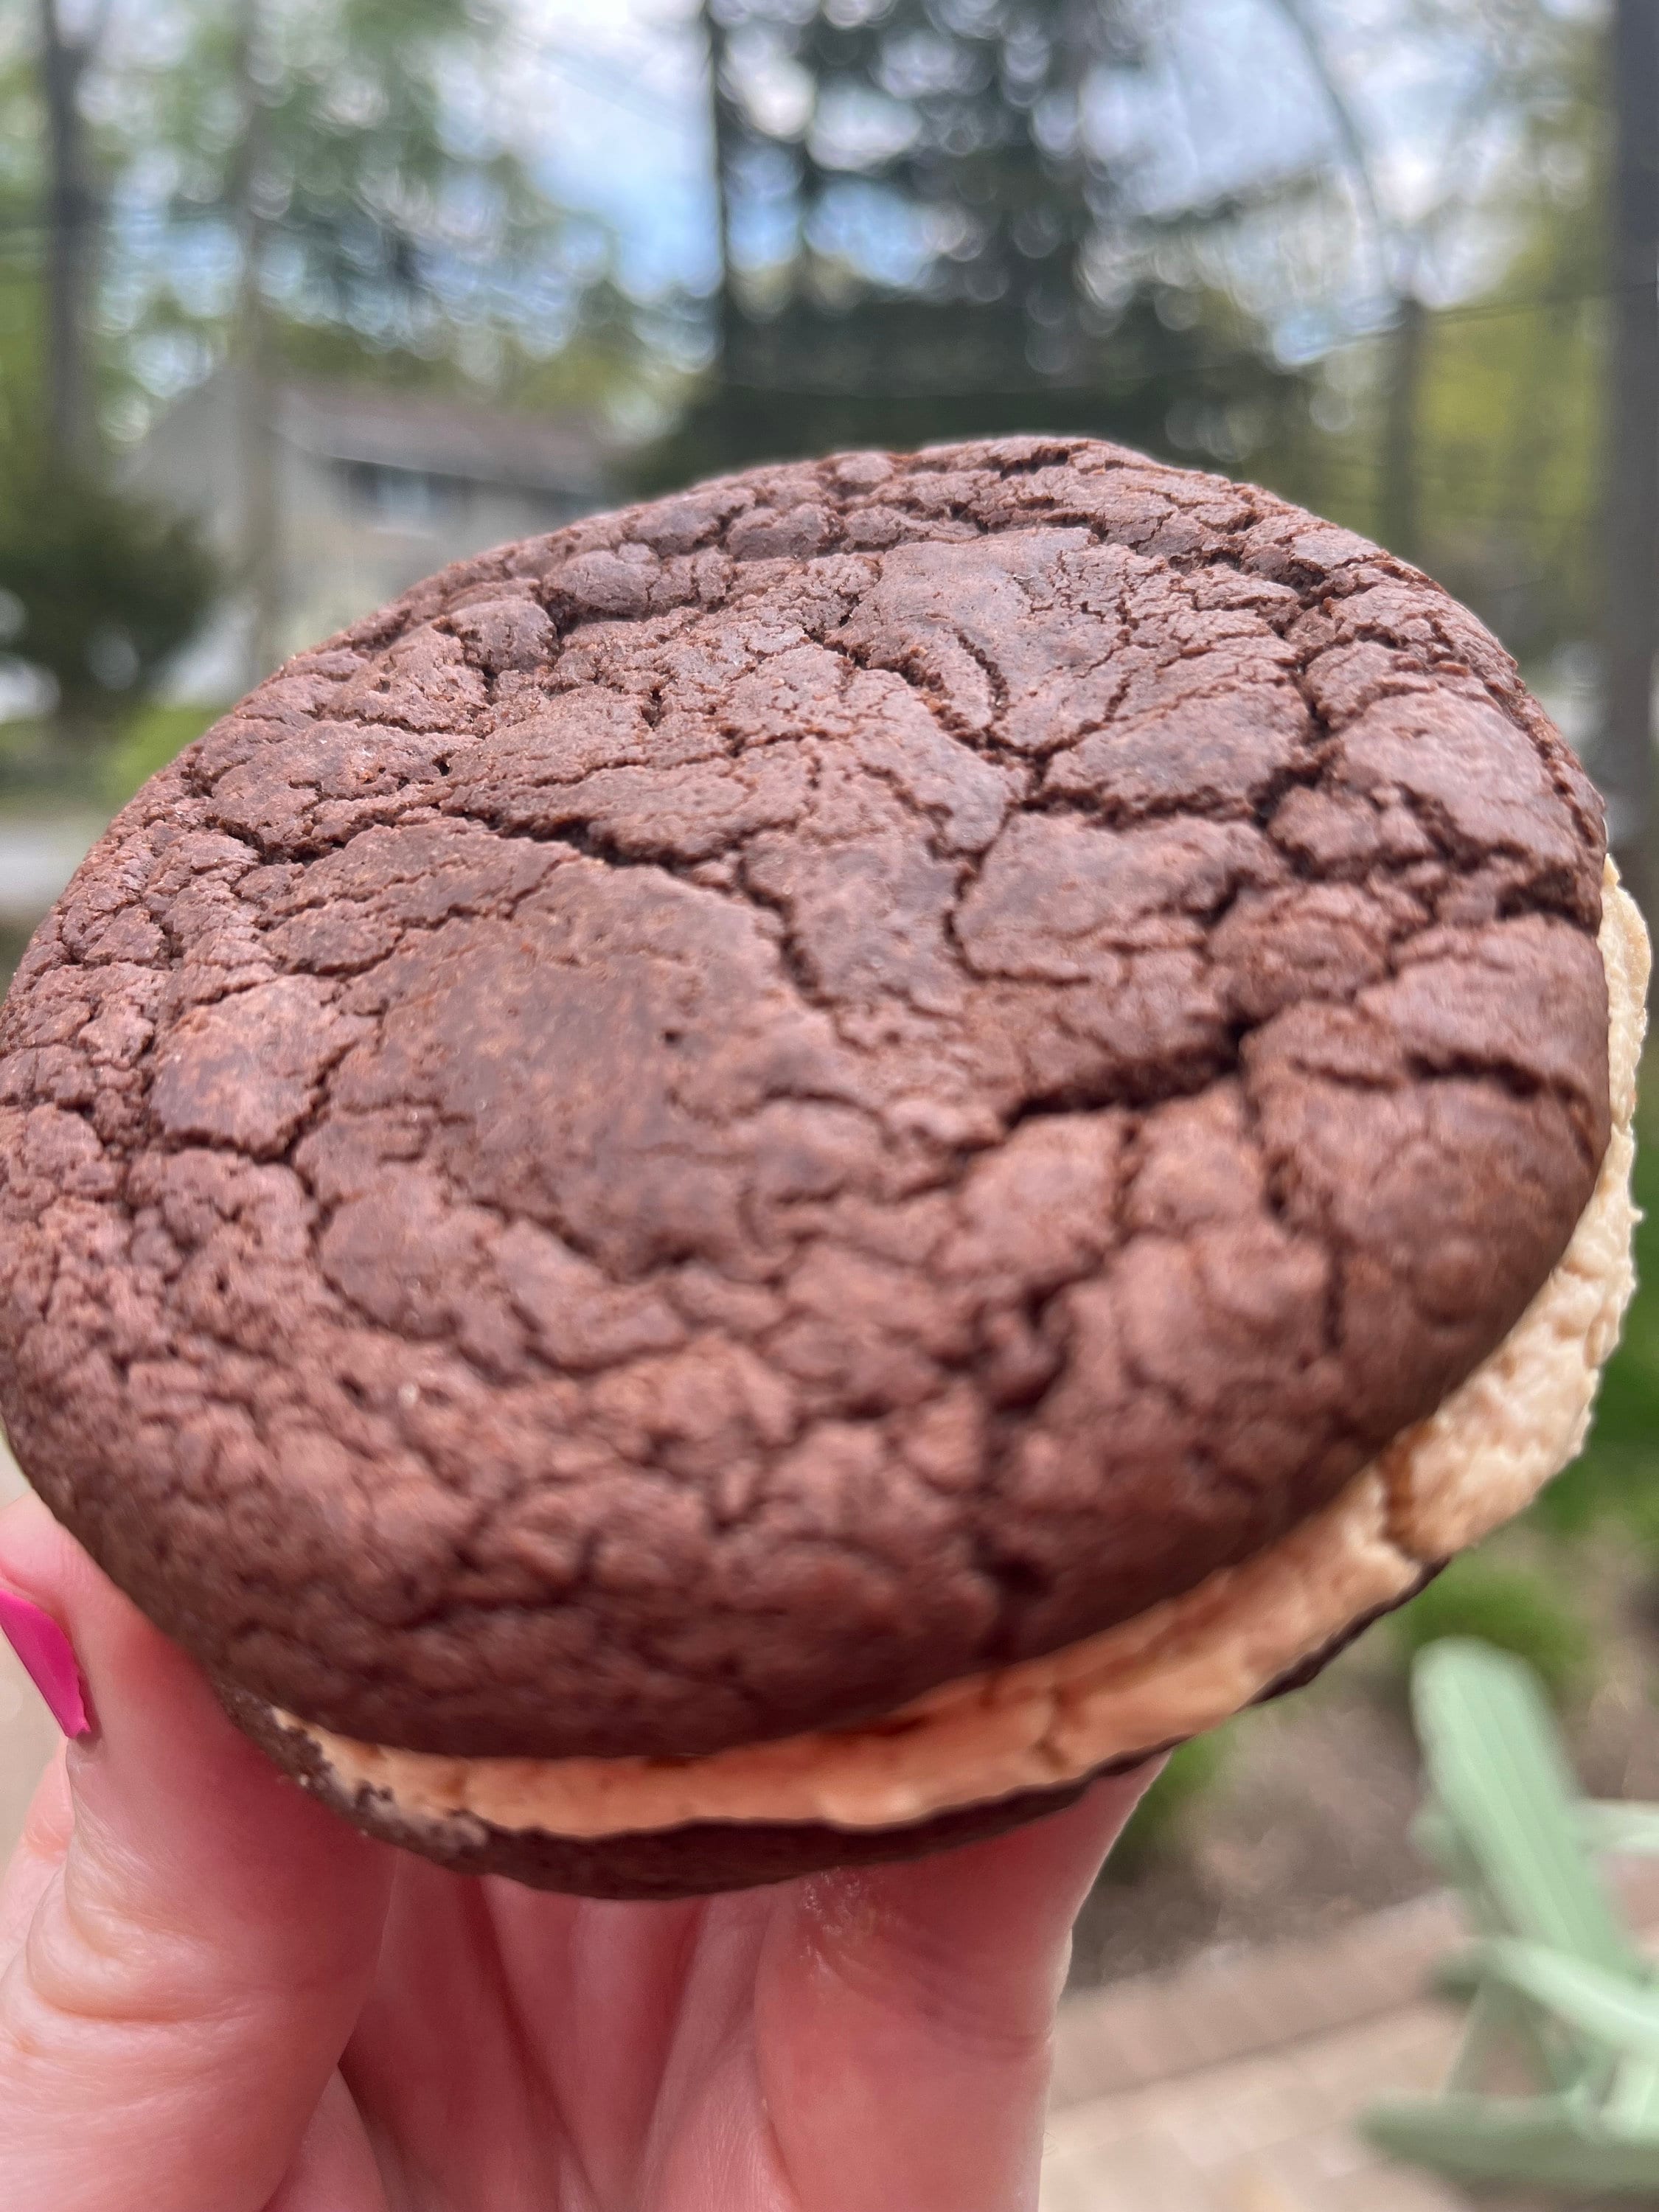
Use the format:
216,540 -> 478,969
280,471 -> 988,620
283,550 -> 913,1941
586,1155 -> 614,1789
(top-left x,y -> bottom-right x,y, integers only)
0,1587 -> 92,1739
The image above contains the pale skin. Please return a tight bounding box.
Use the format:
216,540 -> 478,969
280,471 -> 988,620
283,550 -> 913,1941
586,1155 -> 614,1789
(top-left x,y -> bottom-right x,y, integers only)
0,1493 -> 1153,2212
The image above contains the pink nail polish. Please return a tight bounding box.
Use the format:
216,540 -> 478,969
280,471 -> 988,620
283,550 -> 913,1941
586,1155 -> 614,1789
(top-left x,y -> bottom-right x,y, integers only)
0,1588 -> 91,1739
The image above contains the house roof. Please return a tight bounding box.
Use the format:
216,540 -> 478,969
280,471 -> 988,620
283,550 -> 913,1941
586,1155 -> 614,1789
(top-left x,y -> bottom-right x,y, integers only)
276,381 -> 612,496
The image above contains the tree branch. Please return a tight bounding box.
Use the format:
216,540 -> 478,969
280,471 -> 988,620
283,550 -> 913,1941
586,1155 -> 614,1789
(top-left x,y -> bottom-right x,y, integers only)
1262,0 -> 1400,294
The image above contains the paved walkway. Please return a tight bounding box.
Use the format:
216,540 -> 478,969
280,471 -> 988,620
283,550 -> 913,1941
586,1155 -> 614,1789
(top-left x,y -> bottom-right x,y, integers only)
1044,1899 -> 1473,2211
1045,2006 -> 1464,2212
1043,1869 -> 1659,2211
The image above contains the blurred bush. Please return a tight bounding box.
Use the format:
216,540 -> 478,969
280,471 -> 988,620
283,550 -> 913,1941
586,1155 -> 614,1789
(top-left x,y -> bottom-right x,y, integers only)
1105,1727 -> 1233,1878
1386,1554 -> 1592,1711
1528,1062 -> 1659,1554
101,701 -> 223,810
0,467 -> 218,754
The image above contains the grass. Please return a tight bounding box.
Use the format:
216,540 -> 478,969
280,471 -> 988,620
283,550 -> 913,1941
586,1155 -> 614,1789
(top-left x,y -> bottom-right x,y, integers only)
0,700 -> 223,817
100,701 -> 223,807
1386,1554 -> 1592,1708
1103,1728 -> 1234,1877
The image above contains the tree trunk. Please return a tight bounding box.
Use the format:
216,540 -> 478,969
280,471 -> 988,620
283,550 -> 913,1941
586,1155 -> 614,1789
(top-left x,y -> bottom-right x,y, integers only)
230,0 -> 282,685
1379,291 -> 1427,567
700,0 -> 740,383
35,0 -> 100,469
1603,0 -> 1659,922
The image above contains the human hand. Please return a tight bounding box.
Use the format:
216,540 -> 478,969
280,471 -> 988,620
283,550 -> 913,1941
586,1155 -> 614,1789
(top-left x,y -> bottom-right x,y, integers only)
0,1492 -> 1151,2211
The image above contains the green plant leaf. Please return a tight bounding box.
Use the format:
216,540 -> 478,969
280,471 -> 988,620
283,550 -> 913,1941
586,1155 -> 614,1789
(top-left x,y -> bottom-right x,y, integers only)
1446,1979 -> 1571,2098
1430,1949 -> 1484,1999
1365,2093 -> 1659,2191
1412,1641 -> 1636,1975
1581,1803 -> 1659,1856
1607,2058 -> 1659,2133
1371,1644 -> 1659,2194
1472,1938 -> 1659,2061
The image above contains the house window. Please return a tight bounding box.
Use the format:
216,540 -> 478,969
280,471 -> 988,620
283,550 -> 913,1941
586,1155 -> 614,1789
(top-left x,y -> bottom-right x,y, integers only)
338,462 -> 470,527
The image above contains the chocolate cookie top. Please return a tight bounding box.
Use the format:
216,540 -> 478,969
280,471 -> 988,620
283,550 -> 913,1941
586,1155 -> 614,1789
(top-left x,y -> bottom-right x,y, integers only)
0,439 -> 1610,1760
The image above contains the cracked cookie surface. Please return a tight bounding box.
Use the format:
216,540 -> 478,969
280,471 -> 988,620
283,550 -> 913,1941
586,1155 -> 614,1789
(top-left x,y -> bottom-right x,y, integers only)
0,438 -> 1612,1761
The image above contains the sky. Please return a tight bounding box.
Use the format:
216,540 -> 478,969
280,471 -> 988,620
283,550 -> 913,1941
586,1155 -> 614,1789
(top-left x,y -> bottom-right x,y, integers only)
506,0 -> 1598,347
512,0 -> 721,299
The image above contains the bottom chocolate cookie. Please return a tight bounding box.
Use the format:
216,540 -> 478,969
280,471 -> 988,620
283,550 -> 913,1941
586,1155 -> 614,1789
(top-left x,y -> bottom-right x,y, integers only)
246,1681 -> 1106,1893
223,1683 -> 1096,1896
218,1576 -> 1432,1900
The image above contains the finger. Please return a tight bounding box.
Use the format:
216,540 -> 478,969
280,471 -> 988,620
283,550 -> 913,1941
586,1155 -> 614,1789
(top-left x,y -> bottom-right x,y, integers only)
0,1493 -> 393,2212
0,1749 -> 74,1956
753,1768 -> 1158,2212
264,2072 -> 392,2212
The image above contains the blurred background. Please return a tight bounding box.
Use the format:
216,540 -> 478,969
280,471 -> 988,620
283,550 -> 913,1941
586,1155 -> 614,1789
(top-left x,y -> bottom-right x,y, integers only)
2,2 -> 1659,2203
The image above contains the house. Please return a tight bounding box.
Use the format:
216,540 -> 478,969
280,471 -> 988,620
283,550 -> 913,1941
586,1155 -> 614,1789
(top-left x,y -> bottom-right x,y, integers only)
131,375 -> 615,698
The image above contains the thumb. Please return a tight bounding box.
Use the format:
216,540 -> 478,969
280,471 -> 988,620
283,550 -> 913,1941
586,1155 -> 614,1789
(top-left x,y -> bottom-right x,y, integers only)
754,1767 -> 1158,2212
0,1493 -> 392,2212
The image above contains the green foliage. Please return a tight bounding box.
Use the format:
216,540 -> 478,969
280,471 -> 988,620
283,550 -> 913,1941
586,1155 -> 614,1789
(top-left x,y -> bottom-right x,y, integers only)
1364,1643 -> 1659,2195
646,284 -> 1312,490
647,0 -> 1315,484
0,16 -> 45,452
102,700 -> 225,807
1301,4 -> 1605,662
1104,1728 -> 1231,1879
1529,1058 -> 1659,1548
276,273 -> 662,434
142,0 -> 569,356
1387,1555 -> 1592,1710
1409,247 -> 1602,667
0,463 -> 218,746
6,0 -> 609,450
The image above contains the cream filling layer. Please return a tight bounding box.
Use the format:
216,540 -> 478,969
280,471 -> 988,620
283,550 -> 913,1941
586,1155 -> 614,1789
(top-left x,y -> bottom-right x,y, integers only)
277,871 -> 1649,1842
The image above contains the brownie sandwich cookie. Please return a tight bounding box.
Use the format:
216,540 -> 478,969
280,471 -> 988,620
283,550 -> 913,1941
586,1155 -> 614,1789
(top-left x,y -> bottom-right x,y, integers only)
0,437 -> 1644,1899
